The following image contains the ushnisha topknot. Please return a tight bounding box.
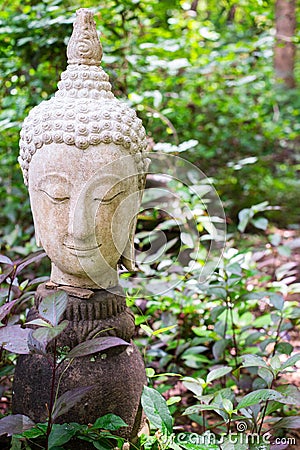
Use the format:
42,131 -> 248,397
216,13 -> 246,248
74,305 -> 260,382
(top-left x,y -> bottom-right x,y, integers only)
18,8 -> 148,187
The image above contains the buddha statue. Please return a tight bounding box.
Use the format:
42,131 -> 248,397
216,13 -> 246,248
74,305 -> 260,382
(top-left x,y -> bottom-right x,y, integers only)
13,9 -> 149,442
18,7 -> 149,290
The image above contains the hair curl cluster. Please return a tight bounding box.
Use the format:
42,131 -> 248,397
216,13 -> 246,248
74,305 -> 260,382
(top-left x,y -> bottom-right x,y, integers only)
19,64 -> 148,188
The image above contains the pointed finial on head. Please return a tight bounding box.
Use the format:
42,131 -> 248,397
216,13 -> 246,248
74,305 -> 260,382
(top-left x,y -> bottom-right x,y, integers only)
67,8 -> 102,66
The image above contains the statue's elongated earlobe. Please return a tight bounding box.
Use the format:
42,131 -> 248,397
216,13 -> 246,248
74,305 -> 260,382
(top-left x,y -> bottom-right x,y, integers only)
121,215 -> 139,272
122,158 -> 150,271
35,231 -> 41,247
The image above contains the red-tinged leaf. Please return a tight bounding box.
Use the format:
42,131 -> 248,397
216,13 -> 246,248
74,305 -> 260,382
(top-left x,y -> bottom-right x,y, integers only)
28,276 -> 49,286
273,416 -> 300,429
0,267 -> 14,284
66,336 -> 130,359
52,385 -> 94,421
27,330 -> 47,355
0,255 -> 13,266
0,414 -> 35,436
15,251 -> 46,275
0,300 -> 18,322
0,325 -> 31,354
38,291 -> 68,326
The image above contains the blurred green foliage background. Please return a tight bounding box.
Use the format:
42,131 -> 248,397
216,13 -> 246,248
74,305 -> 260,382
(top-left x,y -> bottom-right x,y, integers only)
0,0 -> 299,254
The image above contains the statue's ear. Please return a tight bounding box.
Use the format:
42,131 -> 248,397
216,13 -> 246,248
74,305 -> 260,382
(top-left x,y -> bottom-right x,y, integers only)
120,216 -> 138,272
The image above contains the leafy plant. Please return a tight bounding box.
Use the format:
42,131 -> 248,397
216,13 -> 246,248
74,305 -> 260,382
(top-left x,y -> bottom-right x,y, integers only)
0,290 -> 130,449
0,413 -> 127,449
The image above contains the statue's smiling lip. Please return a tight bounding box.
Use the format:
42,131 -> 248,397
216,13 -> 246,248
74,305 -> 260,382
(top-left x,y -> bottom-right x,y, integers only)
64,242 -> 102,253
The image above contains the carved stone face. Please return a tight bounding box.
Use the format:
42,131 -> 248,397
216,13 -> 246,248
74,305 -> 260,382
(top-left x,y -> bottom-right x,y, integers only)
28,143 -> 140,289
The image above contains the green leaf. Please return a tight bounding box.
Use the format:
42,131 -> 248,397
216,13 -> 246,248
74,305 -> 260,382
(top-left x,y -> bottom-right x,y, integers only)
268,293 -> 284,311
269,234 -> 281,246
145,368 -> 155,378
19,424 -> 46,439
251,217 -> 268,231
237,389 -> 284,410
140,324 -> 153,336
90,414 -> 127,431
153,325 -> 177,336
141,386 -> 173,434
32,320 -> 68,345
226,262 -> 242,276
238,208 -> 253,233
182,346 -> 208,357
212,339 -> 230,360
181,354 -> 210,368
182,377 -> 204,397
166,396 -> 181,406
270,355 -> 281,371
210,306 -> 226,321
277,245 -> 291,257
9,436 -> 22,450
253,314 -> 272,327
48,423 -> 78,448
242,354 -> 268,369
181,232 -> 194,248
264,401 -> 282,416
251,201 -> 270,214
222,398 -> 234,413
183,405 -> 222,416
253,377 -> 268,390
281,353 -> 300,369
257,368 -> 273,388
25,318 -> 52,327
276,384 -> 300,406
38,291 -> 68,326
0,365 -> 14,377
93,438 -> 121,450
206,366 -> 232,383
275,342 -> 293,355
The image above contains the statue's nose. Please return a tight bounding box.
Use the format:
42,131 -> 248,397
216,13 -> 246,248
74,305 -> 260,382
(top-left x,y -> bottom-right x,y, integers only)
67,196 -> 95,242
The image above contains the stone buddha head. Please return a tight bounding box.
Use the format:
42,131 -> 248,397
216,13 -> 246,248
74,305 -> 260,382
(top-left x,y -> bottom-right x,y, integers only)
18,9 -> 149,290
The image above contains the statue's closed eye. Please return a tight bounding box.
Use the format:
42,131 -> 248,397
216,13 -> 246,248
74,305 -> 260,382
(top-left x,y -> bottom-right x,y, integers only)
94,190 -> 125,204
40,189 -> 70,204
37,174 -> 71,204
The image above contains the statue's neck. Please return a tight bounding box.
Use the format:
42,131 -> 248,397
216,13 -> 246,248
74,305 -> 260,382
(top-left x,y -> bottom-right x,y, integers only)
50,262 -> 119,290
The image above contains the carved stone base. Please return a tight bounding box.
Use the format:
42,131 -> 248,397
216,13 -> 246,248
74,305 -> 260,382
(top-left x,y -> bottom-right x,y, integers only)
12,283 -> 146,443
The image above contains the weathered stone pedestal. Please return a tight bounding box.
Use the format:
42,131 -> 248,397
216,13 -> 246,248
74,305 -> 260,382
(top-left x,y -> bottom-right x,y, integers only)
13,284 -> 146,442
